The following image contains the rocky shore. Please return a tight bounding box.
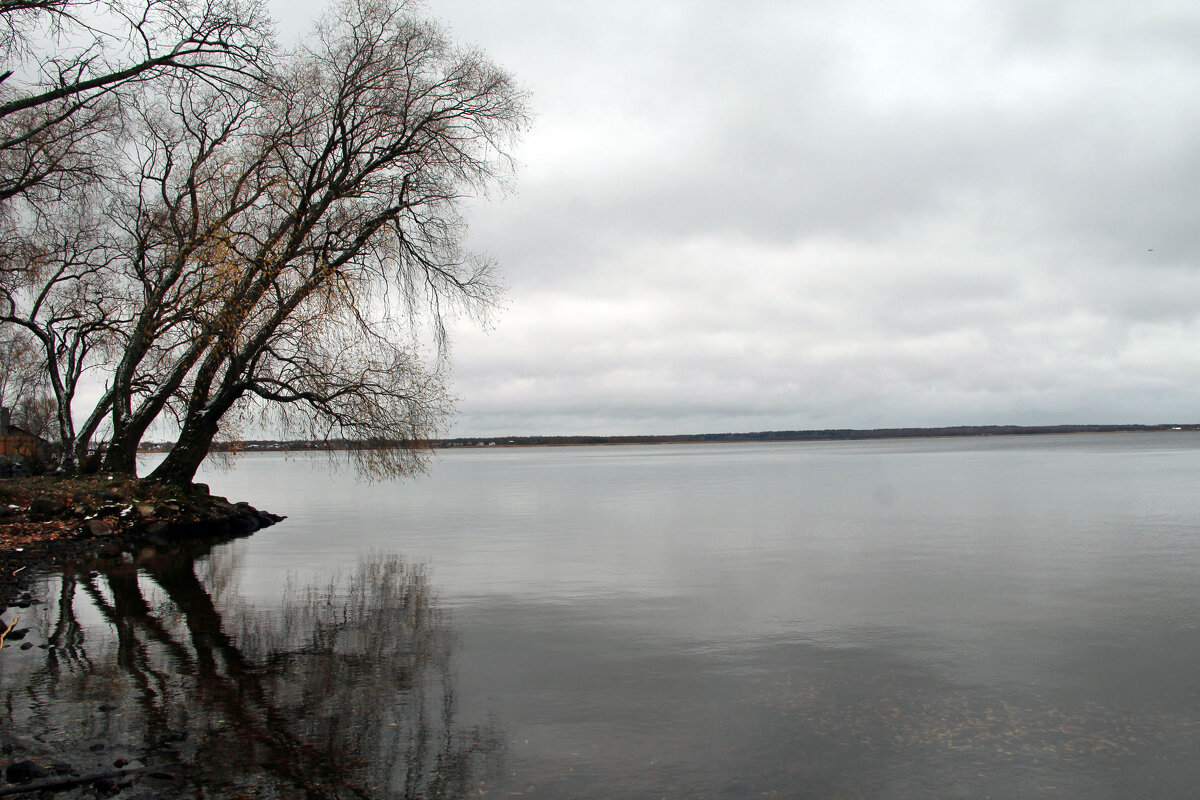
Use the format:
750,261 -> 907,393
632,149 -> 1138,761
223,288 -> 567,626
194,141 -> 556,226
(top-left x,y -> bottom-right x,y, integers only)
0,475 -> 283,607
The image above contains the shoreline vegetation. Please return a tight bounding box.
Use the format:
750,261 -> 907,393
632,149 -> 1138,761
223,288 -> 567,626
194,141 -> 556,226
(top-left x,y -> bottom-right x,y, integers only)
0,476 -> 282,606
140,422 -> 1198,453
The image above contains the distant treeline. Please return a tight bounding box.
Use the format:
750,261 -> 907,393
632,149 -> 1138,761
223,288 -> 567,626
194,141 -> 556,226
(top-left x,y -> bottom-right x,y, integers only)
139,423 -> 1198,453
430,424 -> 1196,448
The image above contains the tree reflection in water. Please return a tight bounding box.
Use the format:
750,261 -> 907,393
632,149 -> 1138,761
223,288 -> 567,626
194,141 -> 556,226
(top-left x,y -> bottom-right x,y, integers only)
1,542 -> 504,798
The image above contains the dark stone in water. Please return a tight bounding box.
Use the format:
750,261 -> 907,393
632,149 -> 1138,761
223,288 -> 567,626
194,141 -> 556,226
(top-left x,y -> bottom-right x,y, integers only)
142,521 -> 170,537
92,776 -> 124,794
230,514 -> 260,535
5,759 -> 48,783
94,540 -> 123,558
5,627 -> 28,640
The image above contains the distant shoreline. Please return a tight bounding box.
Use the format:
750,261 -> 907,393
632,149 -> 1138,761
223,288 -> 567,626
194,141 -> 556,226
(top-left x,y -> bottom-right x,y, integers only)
138,423 -> 1199,453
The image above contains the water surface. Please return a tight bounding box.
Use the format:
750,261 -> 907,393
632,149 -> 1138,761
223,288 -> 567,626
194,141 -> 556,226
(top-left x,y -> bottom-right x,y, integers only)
4,433 -> 1200,797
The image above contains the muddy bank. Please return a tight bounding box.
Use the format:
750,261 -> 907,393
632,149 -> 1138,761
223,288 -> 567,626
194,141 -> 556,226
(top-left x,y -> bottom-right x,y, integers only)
0,475 -> 283,607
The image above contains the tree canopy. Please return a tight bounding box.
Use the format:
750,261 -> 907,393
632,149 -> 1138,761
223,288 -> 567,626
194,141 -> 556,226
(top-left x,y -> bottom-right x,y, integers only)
0,0 -> 528,482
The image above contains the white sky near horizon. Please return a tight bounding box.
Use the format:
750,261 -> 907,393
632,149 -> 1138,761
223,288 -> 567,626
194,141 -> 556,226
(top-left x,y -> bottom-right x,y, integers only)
269,0 -> 1200,437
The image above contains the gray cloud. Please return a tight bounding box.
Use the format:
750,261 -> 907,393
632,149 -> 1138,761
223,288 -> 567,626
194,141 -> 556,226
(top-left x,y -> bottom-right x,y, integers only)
277,0 -> 1200,435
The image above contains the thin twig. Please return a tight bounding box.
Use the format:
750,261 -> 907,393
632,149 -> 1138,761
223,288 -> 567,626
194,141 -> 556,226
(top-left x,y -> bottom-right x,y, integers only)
0,614 -> 17,649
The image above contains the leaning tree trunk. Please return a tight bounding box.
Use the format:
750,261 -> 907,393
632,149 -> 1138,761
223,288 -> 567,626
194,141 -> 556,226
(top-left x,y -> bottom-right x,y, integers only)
146,364 -> 244,485
103,366 -> 206,475
104,405 -> 167,476
147,414 -> 221,485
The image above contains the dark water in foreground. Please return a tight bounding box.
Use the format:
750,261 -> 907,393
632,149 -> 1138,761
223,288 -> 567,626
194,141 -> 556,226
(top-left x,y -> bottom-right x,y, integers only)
4,433 -> 1200,798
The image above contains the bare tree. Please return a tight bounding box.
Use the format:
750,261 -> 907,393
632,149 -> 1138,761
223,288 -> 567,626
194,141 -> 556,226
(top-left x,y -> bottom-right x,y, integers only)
1,0 -> 524,481
129,0 -> 526,484
0,326 -> 55,444
0,0 -> 273,205
0,203 -> 126,466
97,75 -> 281,473
0,326 -> 42,409
0,0 -> 275,471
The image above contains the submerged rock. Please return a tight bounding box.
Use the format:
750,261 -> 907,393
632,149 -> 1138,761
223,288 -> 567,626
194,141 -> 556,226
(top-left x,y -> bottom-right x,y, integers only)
5,759 -> 48,783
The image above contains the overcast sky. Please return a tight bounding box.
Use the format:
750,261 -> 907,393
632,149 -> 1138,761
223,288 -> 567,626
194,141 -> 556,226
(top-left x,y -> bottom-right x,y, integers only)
276,0 -> 1200,436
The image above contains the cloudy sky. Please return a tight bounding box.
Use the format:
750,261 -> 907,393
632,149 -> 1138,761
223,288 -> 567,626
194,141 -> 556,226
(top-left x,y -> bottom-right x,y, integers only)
278,0 -> 1200,436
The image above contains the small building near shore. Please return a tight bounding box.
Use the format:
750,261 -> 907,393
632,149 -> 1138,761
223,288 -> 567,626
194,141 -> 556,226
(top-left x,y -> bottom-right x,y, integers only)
0,406 -> 54,465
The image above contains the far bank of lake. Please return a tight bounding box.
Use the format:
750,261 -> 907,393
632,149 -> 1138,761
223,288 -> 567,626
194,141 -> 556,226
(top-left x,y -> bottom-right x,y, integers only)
136,421 -> 1200,453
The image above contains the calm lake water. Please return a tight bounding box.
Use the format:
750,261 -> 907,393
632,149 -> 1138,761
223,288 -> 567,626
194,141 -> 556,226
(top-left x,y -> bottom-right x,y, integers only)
4,433 -> 1200,798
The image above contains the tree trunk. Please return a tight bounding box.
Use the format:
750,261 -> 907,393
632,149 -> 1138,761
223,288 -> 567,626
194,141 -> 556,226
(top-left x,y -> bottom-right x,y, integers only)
103,437 -> 141,475
102,352 -> 205,475
147,415 -> 220,485
104,405 -> 165,476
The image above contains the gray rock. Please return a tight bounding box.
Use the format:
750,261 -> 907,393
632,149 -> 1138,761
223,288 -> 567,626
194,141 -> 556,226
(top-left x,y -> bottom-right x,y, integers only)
84,519 -> 114,537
